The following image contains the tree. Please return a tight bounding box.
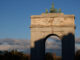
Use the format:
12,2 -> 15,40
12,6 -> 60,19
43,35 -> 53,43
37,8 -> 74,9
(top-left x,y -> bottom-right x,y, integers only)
75,50 -> 80,60
45,52 -> 54,60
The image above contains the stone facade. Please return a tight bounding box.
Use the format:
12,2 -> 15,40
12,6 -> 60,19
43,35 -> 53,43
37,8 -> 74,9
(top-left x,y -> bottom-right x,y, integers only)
30,13 -> 75,47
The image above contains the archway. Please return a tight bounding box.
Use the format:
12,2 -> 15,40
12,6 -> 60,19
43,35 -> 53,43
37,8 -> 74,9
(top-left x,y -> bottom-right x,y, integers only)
31,33 -> 75,60
45,35 -> 61,60
30,13 -> 75,60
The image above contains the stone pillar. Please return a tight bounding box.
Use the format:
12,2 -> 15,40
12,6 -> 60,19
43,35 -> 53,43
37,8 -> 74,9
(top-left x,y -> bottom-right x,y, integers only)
62,33 -> 75,60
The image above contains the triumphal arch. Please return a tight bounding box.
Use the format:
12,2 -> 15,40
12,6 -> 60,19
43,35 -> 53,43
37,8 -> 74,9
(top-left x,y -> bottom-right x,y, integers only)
30,13 -> 75,60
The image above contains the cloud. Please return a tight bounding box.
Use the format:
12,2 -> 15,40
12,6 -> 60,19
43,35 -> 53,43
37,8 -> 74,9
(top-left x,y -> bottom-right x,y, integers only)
0,45 -> 11,50
0,38 -> 80,52
46,37 -> 80,51
46,37 -> 61,49
0,38 -> 30,51
75,38 -> 80,43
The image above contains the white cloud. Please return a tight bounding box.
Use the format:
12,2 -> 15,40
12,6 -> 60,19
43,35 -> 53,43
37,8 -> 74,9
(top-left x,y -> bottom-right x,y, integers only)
0,38 -> 80,52
0,45 -> 11,50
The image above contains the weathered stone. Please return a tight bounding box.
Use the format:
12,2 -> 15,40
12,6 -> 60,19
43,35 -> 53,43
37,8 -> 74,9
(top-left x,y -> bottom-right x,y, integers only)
30,13 -> 75,60
30,13 -> 75,47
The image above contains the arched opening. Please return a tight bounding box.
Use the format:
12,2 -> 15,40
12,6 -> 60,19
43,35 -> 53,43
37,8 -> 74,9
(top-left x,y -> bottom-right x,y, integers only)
31,33 -> 75,60
45,34 -> 62,60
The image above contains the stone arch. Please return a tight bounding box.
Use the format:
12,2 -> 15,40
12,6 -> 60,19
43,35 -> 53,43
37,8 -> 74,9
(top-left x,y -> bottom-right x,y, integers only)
30,13 -> 75,60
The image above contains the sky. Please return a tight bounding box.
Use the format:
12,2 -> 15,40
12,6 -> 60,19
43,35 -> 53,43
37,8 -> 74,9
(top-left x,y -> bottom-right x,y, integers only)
0,0 -> 80,40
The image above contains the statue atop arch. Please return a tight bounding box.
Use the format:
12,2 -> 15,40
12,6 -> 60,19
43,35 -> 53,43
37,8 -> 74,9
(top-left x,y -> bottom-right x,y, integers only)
45,2 -> 62,13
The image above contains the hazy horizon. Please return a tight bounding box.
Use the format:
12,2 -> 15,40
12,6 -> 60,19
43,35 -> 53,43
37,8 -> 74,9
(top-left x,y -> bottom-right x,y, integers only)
0,38 -> 80,56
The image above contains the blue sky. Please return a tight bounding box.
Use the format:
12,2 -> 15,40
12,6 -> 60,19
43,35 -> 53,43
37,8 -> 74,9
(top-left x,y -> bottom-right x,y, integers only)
0,0 -> 80,40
